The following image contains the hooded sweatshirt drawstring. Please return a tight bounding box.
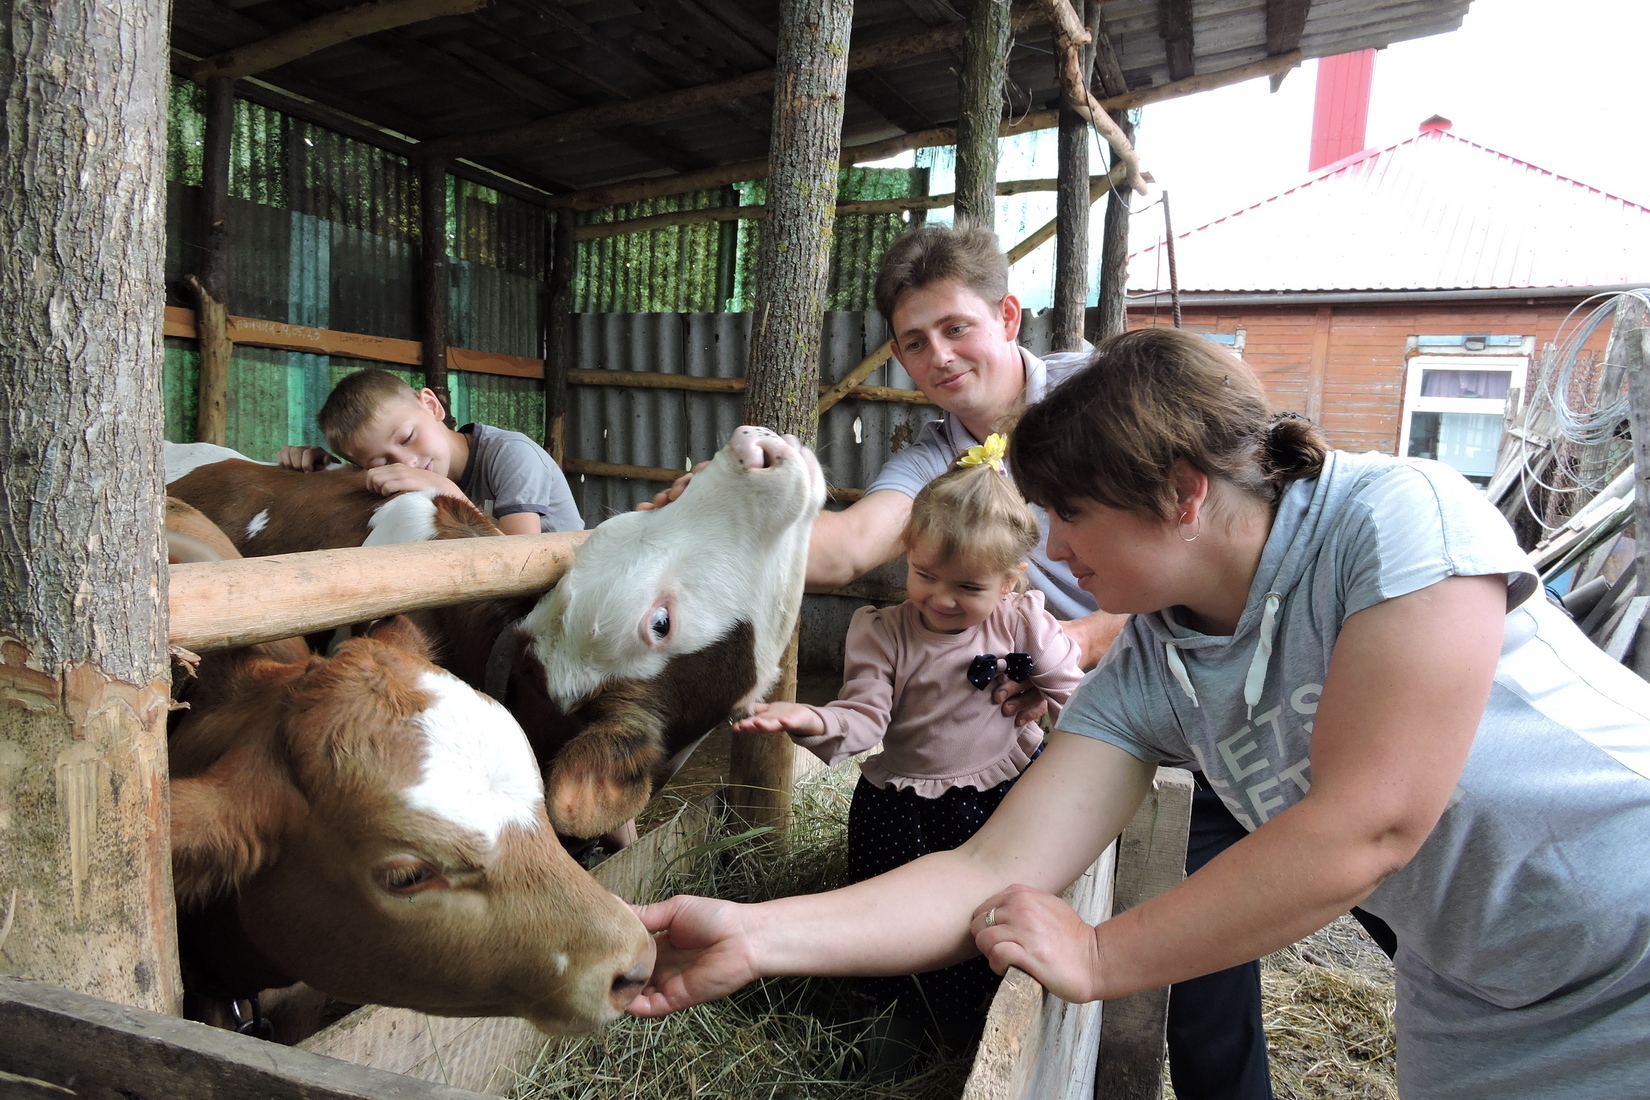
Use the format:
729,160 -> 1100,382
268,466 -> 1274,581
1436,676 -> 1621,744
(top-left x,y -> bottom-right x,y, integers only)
1244,592 -> 1283,720
1165,642 -> 1199,707
1165,591 -> 1283,717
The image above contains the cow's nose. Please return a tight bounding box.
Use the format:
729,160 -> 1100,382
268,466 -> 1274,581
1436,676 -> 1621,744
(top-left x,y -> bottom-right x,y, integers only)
607,941 -> 655,1012
729,425 -> 781,470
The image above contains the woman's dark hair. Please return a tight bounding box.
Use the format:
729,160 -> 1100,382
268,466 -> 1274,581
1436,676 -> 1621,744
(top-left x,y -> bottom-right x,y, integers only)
1010,327 -> 1328,520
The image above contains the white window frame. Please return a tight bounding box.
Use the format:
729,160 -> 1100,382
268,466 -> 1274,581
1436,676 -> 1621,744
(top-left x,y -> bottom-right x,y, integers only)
1396,353 -> 1529,468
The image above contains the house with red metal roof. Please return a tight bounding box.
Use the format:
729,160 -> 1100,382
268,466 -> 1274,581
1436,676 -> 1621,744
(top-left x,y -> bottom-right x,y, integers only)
1126,55 -> 1650,477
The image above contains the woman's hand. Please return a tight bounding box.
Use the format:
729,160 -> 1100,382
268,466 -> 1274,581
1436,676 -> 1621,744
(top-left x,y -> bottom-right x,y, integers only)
971,883 -> 1105,1004
732,701 -> 825,736
627,895 -> 762,1016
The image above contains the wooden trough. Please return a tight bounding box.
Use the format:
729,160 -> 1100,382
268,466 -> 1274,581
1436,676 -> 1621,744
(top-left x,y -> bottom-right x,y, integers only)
4,532 -> 1194,1099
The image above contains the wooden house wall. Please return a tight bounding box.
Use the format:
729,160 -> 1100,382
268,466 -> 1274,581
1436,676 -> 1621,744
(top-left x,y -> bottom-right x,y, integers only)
1130,300 -> 1594,453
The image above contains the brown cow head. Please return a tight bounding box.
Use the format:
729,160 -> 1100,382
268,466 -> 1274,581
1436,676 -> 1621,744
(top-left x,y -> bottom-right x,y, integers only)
170,619 -> 652,1033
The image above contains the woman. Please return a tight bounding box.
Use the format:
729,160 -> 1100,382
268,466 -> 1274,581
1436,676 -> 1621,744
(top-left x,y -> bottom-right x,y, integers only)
630,328 -> 1650,1098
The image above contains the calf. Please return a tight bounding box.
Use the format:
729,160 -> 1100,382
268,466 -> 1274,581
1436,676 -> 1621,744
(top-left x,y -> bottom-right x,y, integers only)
167,427 -> 825,839
166,506 -> 653,1034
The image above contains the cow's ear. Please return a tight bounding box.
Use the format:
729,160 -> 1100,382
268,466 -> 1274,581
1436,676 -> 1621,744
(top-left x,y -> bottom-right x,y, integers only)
544,694 -> 665,839
365,615 -> 435,663
171,746 -> 305,909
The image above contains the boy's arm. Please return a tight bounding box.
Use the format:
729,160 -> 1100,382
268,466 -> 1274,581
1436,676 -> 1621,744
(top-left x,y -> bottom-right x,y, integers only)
496,513 -> 540,535
478,431 -> 584,533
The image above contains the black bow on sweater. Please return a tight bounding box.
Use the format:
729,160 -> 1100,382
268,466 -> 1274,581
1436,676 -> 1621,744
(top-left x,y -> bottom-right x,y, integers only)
967,652 -> 1033,691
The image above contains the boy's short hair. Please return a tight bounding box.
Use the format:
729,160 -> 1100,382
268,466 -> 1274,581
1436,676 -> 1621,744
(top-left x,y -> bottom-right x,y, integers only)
317,369 -> 423,453
874,223 -> 1010,325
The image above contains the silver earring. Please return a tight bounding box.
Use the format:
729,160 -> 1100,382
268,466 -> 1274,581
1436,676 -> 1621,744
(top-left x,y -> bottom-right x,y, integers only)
1179,511 -> 1199,543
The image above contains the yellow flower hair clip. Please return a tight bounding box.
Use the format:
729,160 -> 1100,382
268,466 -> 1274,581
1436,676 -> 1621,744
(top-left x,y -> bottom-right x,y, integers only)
957,432 -> 1009,473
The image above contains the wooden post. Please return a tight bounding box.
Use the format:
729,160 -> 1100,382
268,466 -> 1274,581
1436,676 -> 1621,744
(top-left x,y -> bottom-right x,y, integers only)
1163,189 -> 1182,328
0,0 -> 180,1014
1095,768 -> 1194,1099
193,75 -> 234,446
544,208 -> 576,464
1094,110 -> 1134,340
1052,0 -> 1097,351
420,157 -> 453,421
733,0 -> 852,838
1617,294 -> 1650,677
956,0 -> 1011,229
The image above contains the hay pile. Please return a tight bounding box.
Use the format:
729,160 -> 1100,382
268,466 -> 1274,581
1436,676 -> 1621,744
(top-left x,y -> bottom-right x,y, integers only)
513,764 -> 973,1100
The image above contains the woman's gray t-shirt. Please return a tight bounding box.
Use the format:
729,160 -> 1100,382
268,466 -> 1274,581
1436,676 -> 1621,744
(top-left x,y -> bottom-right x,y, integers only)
456,423 -> 583,533
1060,450 -> 1650,1099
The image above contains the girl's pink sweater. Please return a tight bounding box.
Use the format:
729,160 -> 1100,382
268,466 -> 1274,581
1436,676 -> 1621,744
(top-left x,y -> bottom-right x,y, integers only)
791,590 -> 1084,797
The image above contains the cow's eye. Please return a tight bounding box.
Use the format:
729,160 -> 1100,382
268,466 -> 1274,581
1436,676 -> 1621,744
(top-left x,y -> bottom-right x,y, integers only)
649,606 -> 670,640
375,859 -> 447,897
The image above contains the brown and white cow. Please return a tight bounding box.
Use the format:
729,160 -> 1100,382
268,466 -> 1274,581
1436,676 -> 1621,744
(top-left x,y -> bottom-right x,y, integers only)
167,427 -> 826,840
166,501 -> 653,1036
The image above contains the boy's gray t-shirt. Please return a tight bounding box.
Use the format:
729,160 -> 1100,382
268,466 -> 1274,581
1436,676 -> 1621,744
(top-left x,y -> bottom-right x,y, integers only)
1060,450 -> 1650,1098
864,346 -> 1096,620
456,423 -> 583,533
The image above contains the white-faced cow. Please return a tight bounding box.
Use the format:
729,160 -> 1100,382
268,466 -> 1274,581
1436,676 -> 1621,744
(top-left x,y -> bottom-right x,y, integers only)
167,426 -> 826,841
166,500 -> 653,1038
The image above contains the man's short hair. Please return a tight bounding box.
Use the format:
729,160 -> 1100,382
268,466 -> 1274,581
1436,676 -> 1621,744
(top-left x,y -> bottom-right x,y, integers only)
316,369 -> 422,453
874,223 -> 1010,326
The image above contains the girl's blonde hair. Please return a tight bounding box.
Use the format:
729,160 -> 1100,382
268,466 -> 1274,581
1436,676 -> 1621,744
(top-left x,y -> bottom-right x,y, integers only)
902,462 -> 1040,582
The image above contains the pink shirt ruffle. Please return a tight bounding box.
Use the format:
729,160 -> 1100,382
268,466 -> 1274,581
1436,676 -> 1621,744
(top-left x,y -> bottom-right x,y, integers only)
791,591 -> 1085,797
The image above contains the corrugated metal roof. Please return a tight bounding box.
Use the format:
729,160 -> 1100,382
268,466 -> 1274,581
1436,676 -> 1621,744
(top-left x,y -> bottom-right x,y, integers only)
1129,123 -> 1650,293
169,0 -> 1472,199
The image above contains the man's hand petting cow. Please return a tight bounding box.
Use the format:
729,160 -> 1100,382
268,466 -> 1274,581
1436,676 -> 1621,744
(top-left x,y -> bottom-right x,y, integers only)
163,427 -> 825,1041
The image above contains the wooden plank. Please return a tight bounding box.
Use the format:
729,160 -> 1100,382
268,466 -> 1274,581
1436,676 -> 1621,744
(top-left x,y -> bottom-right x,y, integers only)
0,975 -> 491,1100
818,342 -> 895,415
962,844 -> 1118,1100
167,531 -> 587,652
163,306 -> 544,379
297,796 -> 719,1094
1094,767 -> 1194,1099
189,0 -> 491,81
564,368 -> 929,404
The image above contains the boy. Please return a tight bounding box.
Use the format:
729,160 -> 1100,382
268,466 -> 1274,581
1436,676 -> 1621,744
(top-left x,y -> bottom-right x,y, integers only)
278,368 -> 582,535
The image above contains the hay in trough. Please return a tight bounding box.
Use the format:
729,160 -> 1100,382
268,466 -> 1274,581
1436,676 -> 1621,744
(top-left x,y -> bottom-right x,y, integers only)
513,763 -> 974,1100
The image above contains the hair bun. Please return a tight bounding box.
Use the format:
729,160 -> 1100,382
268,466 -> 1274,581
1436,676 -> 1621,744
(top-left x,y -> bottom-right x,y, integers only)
1261,412 -> 1328,485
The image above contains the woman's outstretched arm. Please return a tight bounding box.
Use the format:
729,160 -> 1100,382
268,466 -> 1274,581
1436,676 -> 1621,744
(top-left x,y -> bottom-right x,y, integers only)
975,573 -> 1507,1003
627,732 -> 1154,1016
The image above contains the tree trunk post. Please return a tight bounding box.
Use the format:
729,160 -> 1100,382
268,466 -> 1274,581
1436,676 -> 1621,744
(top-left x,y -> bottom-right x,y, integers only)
733,0 -> 852,839
544,208 -> 575,464
0,0 -> 180,1014
193,75 -> 234,446
956,0 -> 1011,229
1616,294 -> 1650,677
1095,110 -> 1134,340
420,157 -> 452,422
1052,0 -> 1097,351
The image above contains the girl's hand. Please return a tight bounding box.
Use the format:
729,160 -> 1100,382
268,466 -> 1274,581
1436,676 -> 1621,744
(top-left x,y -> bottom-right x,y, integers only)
277,444 -> 335,471
971,883 -> 1106,1003
364,463 -> 464,500
627,895 -> 762,1016
732,701 -> 825,736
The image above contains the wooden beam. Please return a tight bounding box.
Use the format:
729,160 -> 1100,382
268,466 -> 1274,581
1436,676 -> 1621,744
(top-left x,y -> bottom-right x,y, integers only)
573,174 -> 1118,239
0,976 -> 493,1100
1265,0 -> 1312,88
1095,109 -> 1134,339
1157,0 -> 1196,82
168,531 -> 587,652
1006,165 -> 1124,264
545,51 -> 1300,212
563,367 -> 929,404
1052,0 -> 1097,351
163,306 -> 545,378
956,0 -> 1012,228
420,158 -> 453,418
194,75 -> 234,447
818,342 -> 895,415
1040,0 -> 1147,195
1095,768 -> 1194,1099
545,208 -> 575,464
415,7 -> 1045,161
189,0 -> 492,82
1089,1 -> 1129,98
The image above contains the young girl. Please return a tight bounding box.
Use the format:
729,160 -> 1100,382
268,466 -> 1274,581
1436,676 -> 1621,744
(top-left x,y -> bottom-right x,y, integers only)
734,436 -> 1084,1050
